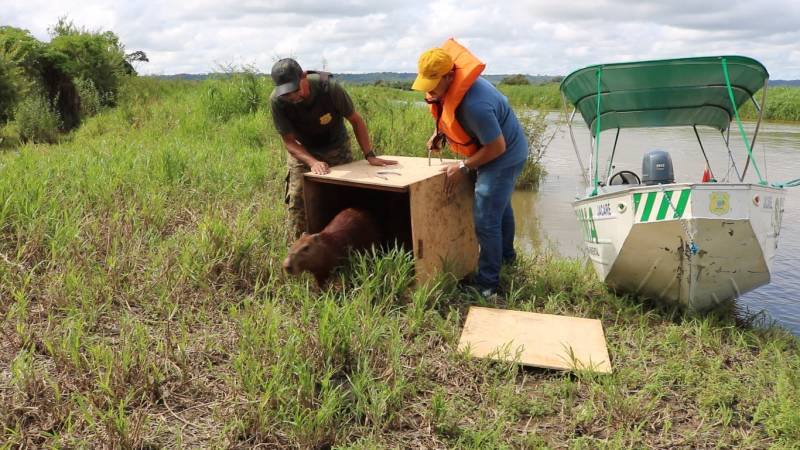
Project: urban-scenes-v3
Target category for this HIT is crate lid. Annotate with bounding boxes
[304,155,458,191]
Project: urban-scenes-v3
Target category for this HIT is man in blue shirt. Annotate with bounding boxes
[412,43,528,297]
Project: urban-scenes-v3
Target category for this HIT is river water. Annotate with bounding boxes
[512,114,800,334]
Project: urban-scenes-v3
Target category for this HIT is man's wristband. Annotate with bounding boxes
[458,160,472,175]
[365,149,377,159]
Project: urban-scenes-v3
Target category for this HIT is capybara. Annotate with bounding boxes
[283,208,380,286]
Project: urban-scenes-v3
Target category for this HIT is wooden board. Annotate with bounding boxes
[458,307,612,373]
[409,172,478,284]
[304,155,458,191]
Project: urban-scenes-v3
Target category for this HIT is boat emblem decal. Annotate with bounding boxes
[709,192,730,216]
[633,189,691,222]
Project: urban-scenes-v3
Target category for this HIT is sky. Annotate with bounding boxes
[4,0,800,79]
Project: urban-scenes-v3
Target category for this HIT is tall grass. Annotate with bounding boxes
[740,86,800,121]
[74,77,102,118]
[499,82,562,110]
[348,86,431,156]
[11,92,61,143]
[202,69,267,122]
[0,77,798,448]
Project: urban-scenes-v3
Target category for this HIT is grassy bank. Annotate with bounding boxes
[1,77,799,448]
[499,82,562,111]
[739,86,800,122]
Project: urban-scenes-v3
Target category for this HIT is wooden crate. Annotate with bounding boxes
[303,155,478,284]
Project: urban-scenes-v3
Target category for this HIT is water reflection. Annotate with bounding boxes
[510,188,542,255]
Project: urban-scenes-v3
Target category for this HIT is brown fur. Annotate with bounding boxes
[283,208,380,286]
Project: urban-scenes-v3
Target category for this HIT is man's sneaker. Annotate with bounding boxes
[457,280,500,300]
[478,287,499,300]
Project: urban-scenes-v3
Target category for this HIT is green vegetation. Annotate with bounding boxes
[203,68,266,122]
[0,74,798,448]
[45,17,131,107]
[516,110,551,190]
[500,74,530,85]
[12,92,61,143]
[740,87,800,122]
[0,18,143,143]
[372,79,413,90]
[500,82,563,111]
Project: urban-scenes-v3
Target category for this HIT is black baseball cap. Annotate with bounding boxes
[271,58,303,96]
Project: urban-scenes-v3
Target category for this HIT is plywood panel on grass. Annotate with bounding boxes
[458,307,612,373]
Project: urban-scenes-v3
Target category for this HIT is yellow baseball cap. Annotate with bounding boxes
[411,48,454,92]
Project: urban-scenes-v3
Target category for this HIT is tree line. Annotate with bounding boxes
[0,17,147,143]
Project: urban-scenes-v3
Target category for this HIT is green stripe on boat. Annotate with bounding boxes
[634,189,692,222]
[656,190,673,220]
[640,191,657,222]
[673,189,691,218]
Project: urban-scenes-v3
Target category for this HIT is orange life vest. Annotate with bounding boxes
[429,38,486,157]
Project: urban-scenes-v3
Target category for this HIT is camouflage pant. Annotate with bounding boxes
[285,140,353,239]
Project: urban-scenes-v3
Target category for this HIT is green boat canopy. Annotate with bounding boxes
[559,56,769,136]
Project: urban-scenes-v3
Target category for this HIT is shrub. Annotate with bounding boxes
[14,92,61,143]
[0,54,20,122]
[500,74,530,85]
[516,110,550,190]
[0,26,45,122]
[373,79,413,90]
[75,77,101,118]
[203,68,265,122]
[0,26,46,83]
[44,18,129,107]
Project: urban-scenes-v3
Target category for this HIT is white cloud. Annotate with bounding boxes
[3,0,799,79]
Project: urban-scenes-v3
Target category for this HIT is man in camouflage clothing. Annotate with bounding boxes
[270,58,396,238]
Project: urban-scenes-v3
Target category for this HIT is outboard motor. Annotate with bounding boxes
[642,149,674,185]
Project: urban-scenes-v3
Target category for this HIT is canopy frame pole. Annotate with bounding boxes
[721,57,766,184]
[604,128,620,183]
[741,78,768,181]
[750,94,762,114]
[590,67,603,196]
[562,91,590,185]
[721,129,742,182]
[693,125,715,181]
[588,128,595,187]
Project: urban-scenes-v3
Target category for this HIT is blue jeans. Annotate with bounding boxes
[471,160,525,290]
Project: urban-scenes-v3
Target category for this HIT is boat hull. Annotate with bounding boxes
[574,183,784,311]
